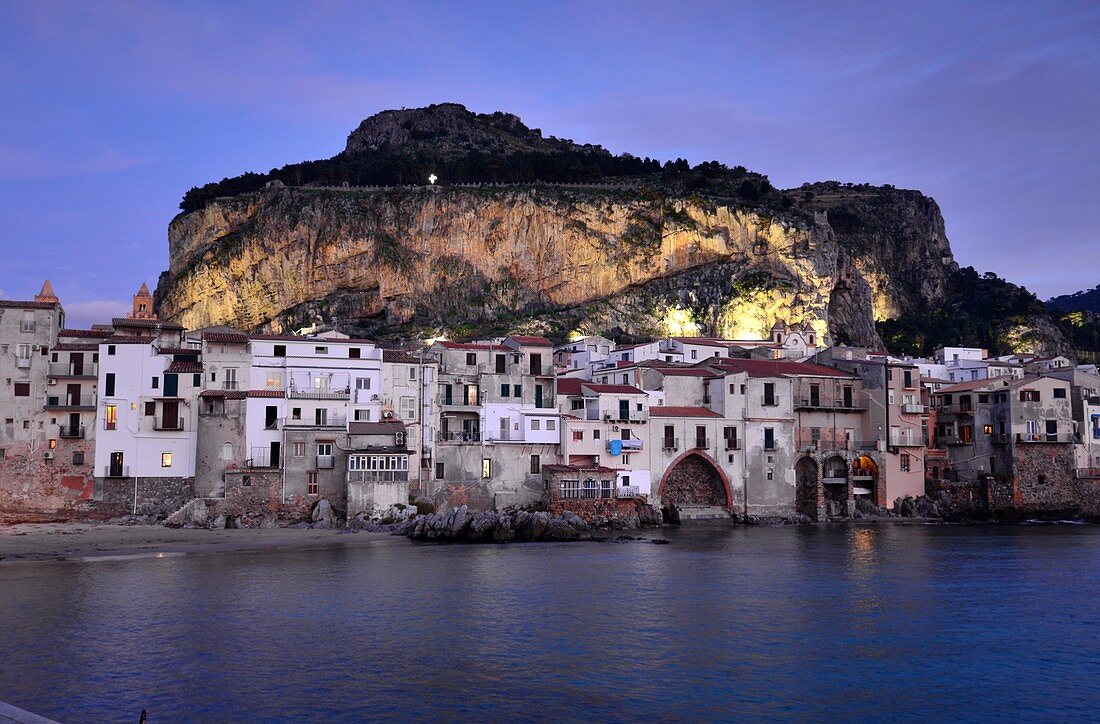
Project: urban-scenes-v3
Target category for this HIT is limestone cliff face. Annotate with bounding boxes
[156,182,952,347]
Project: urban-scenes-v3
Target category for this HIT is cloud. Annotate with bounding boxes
[63,299,131,329]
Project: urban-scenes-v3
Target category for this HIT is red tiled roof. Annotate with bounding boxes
[200,390,247,400]
[654,368,717,377]
[542,464,619,474]
[715,359,852,378]
[582,383,645,394]
[203,332,248,344]
[649,406,722,418]
[157,347,200,355]
[383,349,421,364]
[105,335,155,345]
[111,317,184,330]
[248,389,286,398]
[166,361,203,373]
[506,335,554,347]
[0,300,58,309]
[556,378,584,395]
[60,328,112,338]
[935,378,1009,394]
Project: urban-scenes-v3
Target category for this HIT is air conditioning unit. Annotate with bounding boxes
[48,378,57,386]
[611,425,620,432]
[382,410,394,419]
[371,394,380,401]
[43,451,55,460]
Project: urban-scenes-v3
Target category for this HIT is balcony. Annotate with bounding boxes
[941,436,973,446]
[347,470,409,483]
[45,394,96,409]
[15,357,31,368]
[1016,433,1075,444]
[48,362,98,377]
[288,387,350,400]
[103,465,130,478]
[437,430,481,443]
[1073,468,1100,479]
[760,396,779,407]
[152,418,185,432]
[661,438,680,451]
[619,438,644,450]
[285,415,347,428]
[692,438,711,449]
[616,485,641,498]
[937,404,974,415]
[724,439,742,450]
[316,454,334,469]
[888,435,923,447]
[222,380,240,390]
[58,424,85,439]
[794,397,867,411]
[901,403,925,415]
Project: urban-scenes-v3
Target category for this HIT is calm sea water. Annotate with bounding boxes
[1,523,1099,722]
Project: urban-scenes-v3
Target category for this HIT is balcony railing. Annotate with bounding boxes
[1016,433,1075,444]
[48,362,98,377]
[794,436,873,451]
[724,438,742,450]
[901,403,926,414]
[937,404,974,415]
[58,424,85,439]
[692,438,711,449]
[246,450,278,468]
[285,415,347,428]
[760,396,779,407]
[152,418,185,431]
[888,435,923,447]
[616,485,641,498]
[316,454,335,469]
[661,438,679,451]
[287,387,350,400]
[794,397,867,411]
[347,470,409,483]
[437,430,481,442]
[46,394,96,408]
[222,380,240,390]
[941,436,973,446]
[15,357,31,368]
[103,465,130,478]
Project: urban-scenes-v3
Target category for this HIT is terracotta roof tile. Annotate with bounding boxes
[506,335,554,347]
[556,378,584,395]
[247,389,286,398]
[203,332,249,344]
[649,406,722,418]
[111,317,184,330]
[200,390,247,400]
[166,361,203,373]
[582,383,645,394]
[59,328,112,338]
[0,300,58,309]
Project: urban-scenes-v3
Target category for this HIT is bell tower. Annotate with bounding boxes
[34,278,59,304]
[129,282,156,320]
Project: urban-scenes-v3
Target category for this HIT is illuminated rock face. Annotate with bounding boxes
[157,183,954,346]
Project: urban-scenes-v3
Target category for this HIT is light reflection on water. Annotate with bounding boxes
[1,524,1099,722]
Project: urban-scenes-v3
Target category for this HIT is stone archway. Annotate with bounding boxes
[795,457,820,518]
[822,455,849,515]
[658,452,732,508]
[853,455,880,506]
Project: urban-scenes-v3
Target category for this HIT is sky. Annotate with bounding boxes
[1,0,1098,328]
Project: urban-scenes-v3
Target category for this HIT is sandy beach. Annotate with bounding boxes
[0,523,398,563]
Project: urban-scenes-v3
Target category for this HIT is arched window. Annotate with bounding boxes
[221,442,234,460]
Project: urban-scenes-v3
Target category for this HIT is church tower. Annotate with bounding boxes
[34,278,59,304]
[129,282,156,320]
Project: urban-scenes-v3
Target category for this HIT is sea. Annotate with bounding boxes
[1,522,1098,722]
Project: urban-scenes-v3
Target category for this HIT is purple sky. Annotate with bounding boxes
[1,0,1097,328]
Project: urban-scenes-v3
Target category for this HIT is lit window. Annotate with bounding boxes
[105,405,117,430]
[48,438,57,449]
[161,452,172,467]
[481,458,492,479]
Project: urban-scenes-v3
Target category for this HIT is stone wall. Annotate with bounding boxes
[347,479,408,518]
[548,495,657,528]
[1010,443,1100,518]
[96,476,194,517]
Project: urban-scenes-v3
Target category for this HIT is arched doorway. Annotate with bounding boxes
[658,453,731,507]
[822,455,849,516]
[852,455,879,507]
[795,457,819,518]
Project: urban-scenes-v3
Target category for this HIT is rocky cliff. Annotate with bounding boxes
[157,104,964,348]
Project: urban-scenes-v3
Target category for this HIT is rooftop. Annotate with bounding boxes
[649,406,722,418]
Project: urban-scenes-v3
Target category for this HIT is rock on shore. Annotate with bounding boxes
[405,506,595,543]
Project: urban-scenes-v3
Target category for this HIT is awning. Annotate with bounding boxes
[853,487,872,496]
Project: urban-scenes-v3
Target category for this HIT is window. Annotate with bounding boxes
[691,349,698,360]
[571,399,584,411]
[496,354,506,373]
[151,377,159,389]
[221,443,235,460]
[512,384,521,398]
[317,443,332,456]
[530,454,540,474]
[593,429,601,440]
[622,374,629,384]
[500,384,510,398]
[900,454,910,472]
[72,451,84,465]
[292,407,302,420]
[107,345,116,356]
[531,419,541,430]
[145,401,156,416]
[293,442,305,458]
[315,346,328,355]
[547,419,556,431]
[764,427,775,450]
[984,424,994,435]
[161,452,172,467]
[273,344,286,357]
[481,458,492,479]
[349,347,361,359]
[105,405,117,430]
[466,352,477,366]
[762,382,776,406]
[307,472,318,495]
[409,367,416,380]
[978,394,989,403]
[572,430,583,442]
[353,409,371,421]
[13,383,29,397]
[400,396,416,420]
[1053,388,1067,399]
[1020,390,1040,402]
[561,479,580,499]
[435,462,445,479]
[193,373,201,387]
[729,383,736,394]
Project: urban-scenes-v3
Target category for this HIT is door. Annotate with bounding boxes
[270,441,281,467]
[530,353,542,375]
[265,406,278,430]
[500,417,509,441]
[162,400,179,430]
[164,373,179,397]
[810,384,820,407]
[843,386,853,408]
[68,412,80,437]
[535,385,544,409]
[1045,420,1058,442]
[109,451,124,478]
[66,383,81,406]
[71,353,84,376]
[619,399,629,421]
